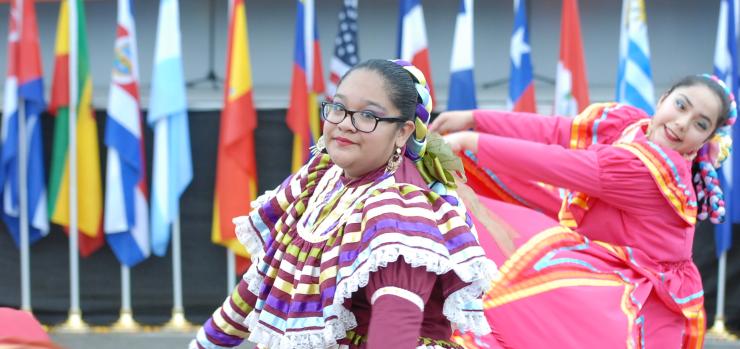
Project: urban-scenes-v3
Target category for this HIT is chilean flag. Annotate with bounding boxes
[397,0,435,102]
[1,0,49,247]
[508,0,536,112]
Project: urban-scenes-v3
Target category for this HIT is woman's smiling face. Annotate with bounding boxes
[324,68,414,179]
[648,84,722,155]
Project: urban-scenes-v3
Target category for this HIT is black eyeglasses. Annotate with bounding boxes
[320,102,408,133]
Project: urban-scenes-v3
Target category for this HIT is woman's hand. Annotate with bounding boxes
[443,131,479,154]
[429,110,475,134]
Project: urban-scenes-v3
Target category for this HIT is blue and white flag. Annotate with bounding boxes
[447,0,476,110]
[1,0,49,247]
[148,0,192,257]
[714,0,739,256]
[105,0,150,266]
[615,0,655,115]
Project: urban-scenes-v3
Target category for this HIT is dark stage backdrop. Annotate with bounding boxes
[0,109,738,330]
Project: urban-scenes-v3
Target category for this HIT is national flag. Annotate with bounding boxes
[327,0,359,96]
[286,0,325,172]
[148,0,193,256]
[1,0,49,247]
[615,0,655,115]
[48,0,104,257]
[509,0,536,112]
[104,0,149,267]
[714,0,739,256]
[553,0,589,116]
[211,0,257,273]
[447,0,476,110]
[397,0,435,102]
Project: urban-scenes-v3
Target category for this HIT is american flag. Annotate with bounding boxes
[328,0,359,96]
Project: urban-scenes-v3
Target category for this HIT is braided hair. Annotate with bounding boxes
[668,74,738,223]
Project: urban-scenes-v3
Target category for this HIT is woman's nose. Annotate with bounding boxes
[337,113,356,131]
[675,117,690,131]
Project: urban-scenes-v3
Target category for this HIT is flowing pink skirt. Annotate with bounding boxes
[453,194,704,349]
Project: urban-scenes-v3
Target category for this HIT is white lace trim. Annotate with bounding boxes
[442,283,492,335]
[233,215,264,264]
[333,244,498,336]
[244,305,355,349]
[251,188,277,209]
[233,216,267,296]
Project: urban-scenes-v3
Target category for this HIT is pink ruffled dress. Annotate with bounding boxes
[455,103,706,349]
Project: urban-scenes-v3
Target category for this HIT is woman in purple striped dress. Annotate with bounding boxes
[190,59,496,349]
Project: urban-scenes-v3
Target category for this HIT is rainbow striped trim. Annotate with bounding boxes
[568,102,619,150]
[615,142,697,225]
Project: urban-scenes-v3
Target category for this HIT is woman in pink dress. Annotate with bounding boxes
[431,74,736,349]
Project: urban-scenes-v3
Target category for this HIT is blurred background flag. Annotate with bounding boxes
[148,0,192,256]
[447,0,476,110]
[615,0,655,115]
[211,0,257,274]
[327,0,359,97]
[397,0,435,102]
[104,0,149,267]
[48,0,104,257]
[508,0,536,112]
[286,0,325,172]
[1,0,49,248]
[553,0,589,116]
[713,0,739,256]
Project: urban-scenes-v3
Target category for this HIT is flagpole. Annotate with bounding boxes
[162,212,194,331]
[708,252,738,339]
[14,0,32,314]
[18,97,32,313]
[56,0,88,332]
[110,265,142,331]
[227,249,236,293]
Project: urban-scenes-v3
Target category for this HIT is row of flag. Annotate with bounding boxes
[2,0,195,268]
[1,0,735,273]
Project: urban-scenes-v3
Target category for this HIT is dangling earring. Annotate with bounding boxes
[385,147,403,174]
[310,135,326,156]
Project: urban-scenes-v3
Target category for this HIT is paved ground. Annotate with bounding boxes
[51,331,255,349]
[49,332,739,349]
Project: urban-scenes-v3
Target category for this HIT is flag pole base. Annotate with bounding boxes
[707,317,738,341]
[110,309,142,332]
[53,309,90,333]
[160,308,196,332]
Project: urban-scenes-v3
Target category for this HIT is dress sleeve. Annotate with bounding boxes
[364,261,438,349]
[475,134,665,214]
[473,104,648,150]
[473,110,573,147]
[234,154,333,257]
[190,279,257,349]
